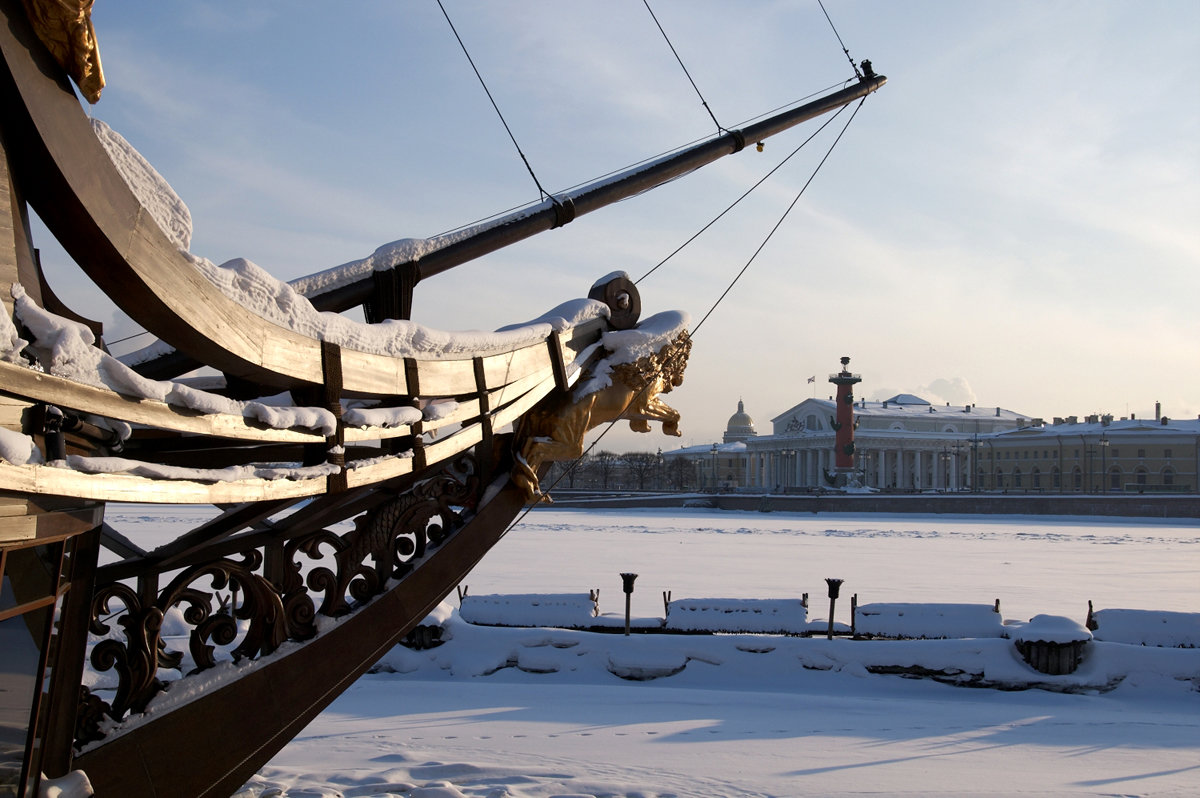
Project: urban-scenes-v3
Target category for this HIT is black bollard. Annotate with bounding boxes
[43,404,66,461]
[620,573,638,636]
[825,578,844,640]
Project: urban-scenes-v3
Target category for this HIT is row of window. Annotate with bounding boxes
[986,448,1175,461]
[980,465,1178,489]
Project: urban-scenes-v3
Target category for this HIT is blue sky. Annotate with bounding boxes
[35,1,1200,450]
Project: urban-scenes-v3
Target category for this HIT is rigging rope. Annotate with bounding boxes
[642,0,727,134]
[436,0,556,204]
[428,80,851,240]
[500,97,870,536]
[635,101,851,286]
[106,329,152,346]
[689,97,866,336]
[817,0,863,79]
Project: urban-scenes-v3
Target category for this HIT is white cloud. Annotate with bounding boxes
[916,377,978,408]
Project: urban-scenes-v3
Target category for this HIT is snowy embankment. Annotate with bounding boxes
[377,603,1198,694]
[237,605,1200,798]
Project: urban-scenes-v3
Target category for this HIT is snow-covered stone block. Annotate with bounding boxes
[459,593,598,629]
[1088,609,1200,648]
[664,598,807,634]
[854,602,1006,639]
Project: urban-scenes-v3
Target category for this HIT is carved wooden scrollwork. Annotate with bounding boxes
[88,583,167,721]
[305,455,478,616]
[163,551,292,671]
[79,454,481,748]
[74,686,114,750]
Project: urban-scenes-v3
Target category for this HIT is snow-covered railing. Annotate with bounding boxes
[459,592,599,629]
[853,601,1007,640]
[1086,606,1200,648]
[664,598,807,635]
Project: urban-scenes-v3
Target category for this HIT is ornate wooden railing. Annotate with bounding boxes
[78,454,476,740]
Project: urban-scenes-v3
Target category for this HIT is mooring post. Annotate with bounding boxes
[620,573,638,636]
[825,578,844,640]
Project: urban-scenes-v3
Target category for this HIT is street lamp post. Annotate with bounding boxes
[825,578,844,641]
[1099,435,1109,493]
[971,434,979,492]
[985,441,995,490]
[711,443,719,492]
[620,573,638,636]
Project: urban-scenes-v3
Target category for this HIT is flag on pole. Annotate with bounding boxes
[807,375,815,384]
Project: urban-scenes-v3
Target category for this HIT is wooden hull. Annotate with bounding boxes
[0,3,612,794]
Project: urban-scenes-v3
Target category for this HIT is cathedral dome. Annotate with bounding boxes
[724,400,757,442]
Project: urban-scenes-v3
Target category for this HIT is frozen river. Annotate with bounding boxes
[458,507,1199,625]
[106,504,1199,625]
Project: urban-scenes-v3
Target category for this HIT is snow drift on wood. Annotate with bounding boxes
[854,602,1007,639]
[7,284,336,435]
[92,118,627,364]
[91,118,193,250]
[664,598,807,634]
[1089,608,1200,647]
[459,593,598,628]
[0,426,44,465]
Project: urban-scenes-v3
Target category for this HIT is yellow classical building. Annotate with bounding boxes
[664,399,1199,494]
[980,413,1198,493]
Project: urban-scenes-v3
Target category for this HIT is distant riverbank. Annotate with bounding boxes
[541,490,1200,518]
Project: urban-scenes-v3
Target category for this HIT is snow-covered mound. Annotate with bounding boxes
[854,602,1007,639]
[1089,608,1200,648]
[459,593,599,629]
[664,598,807,634]
[1010,614,1093,645]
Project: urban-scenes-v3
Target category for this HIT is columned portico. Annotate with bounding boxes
[666,386,1030,494]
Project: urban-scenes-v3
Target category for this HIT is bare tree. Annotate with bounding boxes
[666,456,693,490]
[544,460,580,490]
[589,451,622,490]
[621,452,660,491]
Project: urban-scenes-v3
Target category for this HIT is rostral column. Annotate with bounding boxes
[828,356,862,482]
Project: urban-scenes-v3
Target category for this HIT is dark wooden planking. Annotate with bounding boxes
[141,498,297,567]
[41,526,101,776]
[98,521,146,560]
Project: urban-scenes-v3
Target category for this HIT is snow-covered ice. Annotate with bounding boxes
[101,505,1198,797]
